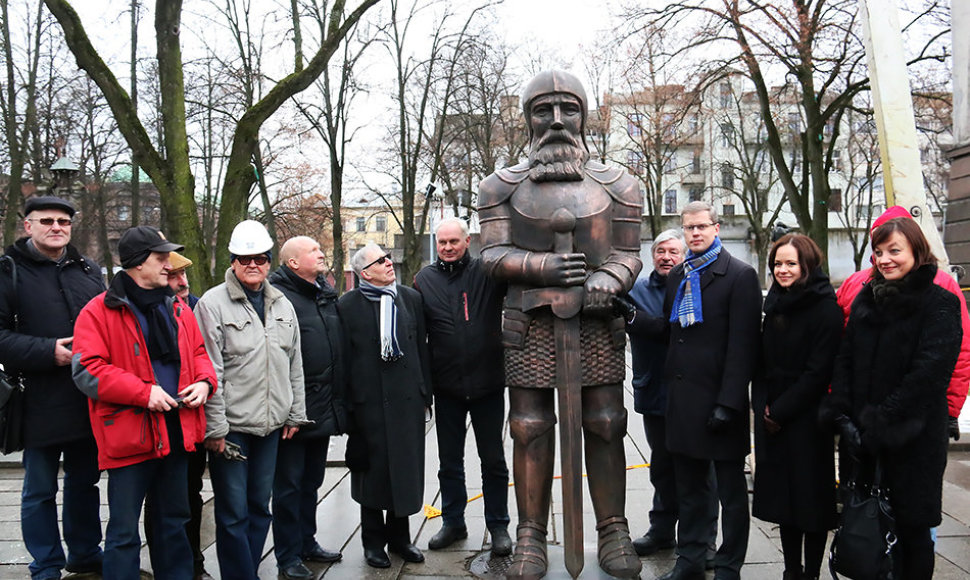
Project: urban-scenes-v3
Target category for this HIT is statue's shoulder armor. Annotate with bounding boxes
[585,162,641,209]
[478,162,530,210]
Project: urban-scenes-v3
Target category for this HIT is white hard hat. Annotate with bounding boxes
[228,220,274,255]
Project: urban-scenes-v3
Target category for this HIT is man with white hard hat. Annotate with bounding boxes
[195,220,308,579]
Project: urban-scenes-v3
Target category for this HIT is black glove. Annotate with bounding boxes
[950,415,961,441]
[611,295,637,323]
[834,414,863,460]
[706,405,735,433]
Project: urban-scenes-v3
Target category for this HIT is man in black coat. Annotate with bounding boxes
[269,236,346,579]
[659,201,762,580]
[0,196,106,579]
[413,217,511,556]
[337,242,432,569]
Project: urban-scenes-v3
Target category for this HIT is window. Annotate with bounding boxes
[688,114,700,135]
[788,112,801,135]
[662,113,675,139]
[857,203,884,222]
[627,151,645,175]
[627,113,643,137]
[832,149,842,172]
[356,217,366,232]
[720,122,734,147]
[722,204,735,217]
[375,216,386,232]
[664,189,677,214]
[691,150,702,174]
[719,82,732,108]
[721,165,735,189]
[664,152,676,174]
[828,188,842,213]
[688,186,704,202]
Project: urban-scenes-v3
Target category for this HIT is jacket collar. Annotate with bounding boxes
[224,267,284,307]
[434,250,470,273]
[104,271,177,313]
[271,264,337,300]
[9,237,86,267]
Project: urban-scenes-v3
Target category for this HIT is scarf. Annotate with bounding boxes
[669,237,722,327]
[120,272,180,365]
[358,280,403,361]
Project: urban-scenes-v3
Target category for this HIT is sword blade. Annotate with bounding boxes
[555,315,584,578]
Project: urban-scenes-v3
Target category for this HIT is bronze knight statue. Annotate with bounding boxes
[478,70,643,579]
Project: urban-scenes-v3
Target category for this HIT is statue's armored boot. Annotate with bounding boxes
[596,516,641,578]
[583,385,642,578]
[507,520,548,580]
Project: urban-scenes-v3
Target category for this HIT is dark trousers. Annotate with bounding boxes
[434,391,510,531]
[360,506,411,550]
[272,435,330,568]
[21,438,103,580]
[672,454,749,579]
[104,452,191,580]
[145,448,207,574]
[893,524,934,579]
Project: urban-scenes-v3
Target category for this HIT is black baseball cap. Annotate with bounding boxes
[118,226,184,269]
[24,195,76,217]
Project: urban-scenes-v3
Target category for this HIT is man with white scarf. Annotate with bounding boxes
[659,201,762,580]
[336,242,432,569]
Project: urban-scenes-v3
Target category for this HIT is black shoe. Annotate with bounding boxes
[364,548,391,568]
[428,524,468,550]
[389,542,425,563]
[657,564,706,580]
[65,559,103,575]
[490,527,513,557]
[633,533,676,556]
[279,561,314,580]
[302,544,342,563]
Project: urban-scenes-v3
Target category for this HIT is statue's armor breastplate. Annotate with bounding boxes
[509,181,613,266]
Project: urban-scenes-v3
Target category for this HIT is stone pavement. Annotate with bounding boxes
[2,360,970,579]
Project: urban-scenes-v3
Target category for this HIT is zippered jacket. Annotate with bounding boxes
[72,274,217,470]
[195,268,306,439]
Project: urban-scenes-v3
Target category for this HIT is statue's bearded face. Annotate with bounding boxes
[527,93,589,182]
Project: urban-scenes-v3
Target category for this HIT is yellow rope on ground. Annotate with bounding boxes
[423,463,651,518]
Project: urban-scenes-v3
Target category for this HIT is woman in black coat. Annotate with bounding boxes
[822,218,962,579]
[752,234,841,580]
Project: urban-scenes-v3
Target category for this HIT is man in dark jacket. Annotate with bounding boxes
[659,202,762,580]
[0,196,105,579]
[337,242,432,569]
[414,217,511,556]
[269,236,345,579]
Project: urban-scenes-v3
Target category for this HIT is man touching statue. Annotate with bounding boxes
[477,69,643,579]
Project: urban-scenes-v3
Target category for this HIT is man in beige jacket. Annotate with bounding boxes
[195,220,307,580]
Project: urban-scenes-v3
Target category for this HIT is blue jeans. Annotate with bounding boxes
[434,391,510,530]
[104,452,191,580]
[208,431,279,580]
[21,438,103,580]
[273,436,330,568]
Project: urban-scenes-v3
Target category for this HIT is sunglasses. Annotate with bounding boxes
[363,253,391,270]
[235,255,269,266]
[28,217,73,227]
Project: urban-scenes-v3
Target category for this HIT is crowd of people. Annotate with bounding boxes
[0,72,966,580]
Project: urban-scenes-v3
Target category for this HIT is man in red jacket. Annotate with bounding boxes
[72,226,217,580]
[836,206,970,437]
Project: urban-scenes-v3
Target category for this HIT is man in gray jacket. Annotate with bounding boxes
[196,220,307,580]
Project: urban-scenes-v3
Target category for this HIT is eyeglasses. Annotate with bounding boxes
[363,253,391,270]
[235,255,269,266]
[28,217,72,227]
[682,222,716,233]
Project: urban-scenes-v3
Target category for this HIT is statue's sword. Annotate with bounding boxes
[521,208,585,578]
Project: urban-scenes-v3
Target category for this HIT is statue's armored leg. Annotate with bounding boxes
[507,387,556,580]
[582,384,641,579]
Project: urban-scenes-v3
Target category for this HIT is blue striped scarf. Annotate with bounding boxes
[358,281,403,361]
[669,237,722,327]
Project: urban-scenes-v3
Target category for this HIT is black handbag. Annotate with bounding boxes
[829,459,896,580]
[0,254,24,455]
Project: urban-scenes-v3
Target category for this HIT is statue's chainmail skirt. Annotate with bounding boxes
[505,311,625,388]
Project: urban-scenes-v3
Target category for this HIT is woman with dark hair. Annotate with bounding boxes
[753,234,842,580]
[822,217,962,579]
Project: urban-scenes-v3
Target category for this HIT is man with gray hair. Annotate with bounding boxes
[338,243,432,569]
[660,201,761,580]
[414,217,511,556]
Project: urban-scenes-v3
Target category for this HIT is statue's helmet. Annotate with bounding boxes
[522,69,589,150]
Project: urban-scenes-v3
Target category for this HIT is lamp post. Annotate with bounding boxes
[426,182,438,264]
